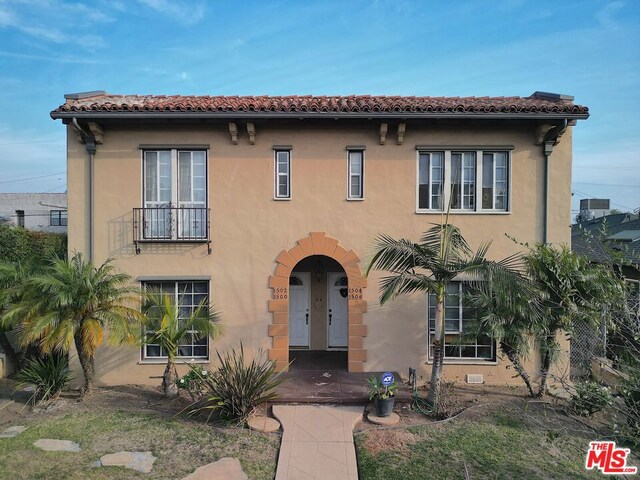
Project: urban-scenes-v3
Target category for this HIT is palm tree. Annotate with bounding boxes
[525,244,623,396]
[0,260,41,367]
[463,283,541,397]
[367,221,526,406]
[141,291,221,397]
[2,253,142,394]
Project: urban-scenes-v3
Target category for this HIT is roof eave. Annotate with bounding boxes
[50,111,589,121]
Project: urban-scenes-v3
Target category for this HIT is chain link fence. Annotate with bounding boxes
[570,320,606,378]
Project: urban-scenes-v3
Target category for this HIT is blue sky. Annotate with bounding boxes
[0,0,638,216]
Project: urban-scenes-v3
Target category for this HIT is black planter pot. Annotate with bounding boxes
[373,396,395,417]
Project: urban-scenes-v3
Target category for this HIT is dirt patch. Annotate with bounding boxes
[362,428,419,455]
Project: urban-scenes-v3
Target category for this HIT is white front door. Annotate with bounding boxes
[289,273,310,347]
[328,273,349,348]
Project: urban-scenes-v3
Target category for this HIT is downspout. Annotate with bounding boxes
[71,118,97,261]
[541,119,568,244]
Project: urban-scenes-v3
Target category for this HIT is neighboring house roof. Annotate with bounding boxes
[572,213,640,268]
[51,91,588,120]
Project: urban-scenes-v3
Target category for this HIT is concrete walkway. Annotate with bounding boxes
[273,405,363,480]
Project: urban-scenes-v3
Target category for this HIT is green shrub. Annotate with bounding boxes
[15,354,72,403]
[570,381,612,416]
[191,344,283,424]
[0,225,66,262]
[177,366,211,401]
[619,371,640,444]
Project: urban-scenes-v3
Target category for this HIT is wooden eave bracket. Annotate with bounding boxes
[535,124,554,145]
[88,122,103,144]
[228,122,238,145]
[397,123,406,145]
[74,122,103,144]
[379,123,388,145]
[247,122,256,145]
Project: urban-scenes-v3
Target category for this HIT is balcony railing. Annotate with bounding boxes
[133,206,211,254]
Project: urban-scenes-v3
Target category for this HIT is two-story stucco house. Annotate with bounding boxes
[50,92,588,387]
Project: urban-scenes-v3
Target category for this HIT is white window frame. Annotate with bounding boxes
[141,149,209,240]
[347,149,365,200]
[481,151,509,211]
[274,149,291,200]
[417,152,445,211]
[427,282,496,363]
[140,280,210,362]
[416,149,511,214]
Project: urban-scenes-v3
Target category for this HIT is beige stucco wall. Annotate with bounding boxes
[66,119,573,387]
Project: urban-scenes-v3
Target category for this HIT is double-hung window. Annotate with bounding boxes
[418,152,444,210]
[347,150,364,200]
[428,282,495,361]
[417,149,510,212]
[274,150,291,199]
[142,280,209,360]
[143,149,207,239]
[50,210,67,226]
[482,152,509,210]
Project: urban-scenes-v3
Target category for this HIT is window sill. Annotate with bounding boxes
[346,198,365,201]
[138,359,210,365]
[425,359,498,366]
[273,197,291,201]
[416,210,510,215]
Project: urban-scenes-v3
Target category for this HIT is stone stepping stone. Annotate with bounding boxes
[99,451,156,473]
[247,416,281,433]
[181,458,247,480]
[34,439,81,452]
[0,425,27,438]
[367,412,400,426]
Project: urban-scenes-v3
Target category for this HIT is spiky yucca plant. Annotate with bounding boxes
[191,344,283,424]
[15,354,72,403]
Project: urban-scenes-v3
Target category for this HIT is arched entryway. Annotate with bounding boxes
[267,232,368,372]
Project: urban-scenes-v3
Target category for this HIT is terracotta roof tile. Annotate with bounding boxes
[51,93,588,116]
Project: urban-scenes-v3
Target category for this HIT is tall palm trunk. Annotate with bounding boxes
[427,289,445,406]
[537,334,555,397]
[74,331,94,394]
[162,359,179,397]
[500,341,535,397]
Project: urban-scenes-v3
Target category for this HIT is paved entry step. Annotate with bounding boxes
[273,405,363,480]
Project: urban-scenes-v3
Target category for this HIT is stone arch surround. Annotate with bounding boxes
[267,232,368,372]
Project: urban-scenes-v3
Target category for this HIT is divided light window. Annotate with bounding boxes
[417,150,510,212]
[142,280,209,360]
[50,210,67,226]
[347,150,364,199]
[142,149,207,239]
[274,150,291,199]
[428,282,495,361]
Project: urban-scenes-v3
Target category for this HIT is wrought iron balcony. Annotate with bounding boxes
[133,206,211,254]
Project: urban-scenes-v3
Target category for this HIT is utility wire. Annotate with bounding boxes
[0,172,65,185]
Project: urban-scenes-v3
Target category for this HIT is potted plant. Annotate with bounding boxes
[367,375,397,417]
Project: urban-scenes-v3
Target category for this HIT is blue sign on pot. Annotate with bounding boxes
[381,371,394,386]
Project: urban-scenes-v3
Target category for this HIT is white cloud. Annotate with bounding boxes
[138,0,205,25]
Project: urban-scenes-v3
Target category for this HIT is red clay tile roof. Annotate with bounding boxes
[51,93,588,117]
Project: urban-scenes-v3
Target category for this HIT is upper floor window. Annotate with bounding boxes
[274,150,291,199]
[347,150,364,200]
[142,149,207,239]
[417,150,510,213]
[50,210,67,226]
[428,282,495,362]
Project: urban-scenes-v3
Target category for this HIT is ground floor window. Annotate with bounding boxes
[427,282,495,361]
[141,280,209,360]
